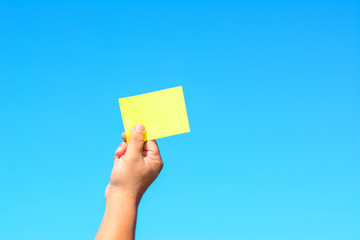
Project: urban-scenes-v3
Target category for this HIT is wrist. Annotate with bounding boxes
[106,187,142,207]
[98,188,139,240]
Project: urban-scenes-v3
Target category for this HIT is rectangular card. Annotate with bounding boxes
[118,86,190,141]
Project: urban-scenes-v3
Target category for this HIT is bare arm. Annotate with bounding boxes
[96,192,138,240]
[95,124,163,240]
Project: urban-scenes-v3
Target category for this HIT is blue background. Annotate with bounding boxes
[1,1,359,239]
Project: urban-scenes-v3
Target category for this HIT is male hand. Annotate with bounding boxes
[105,124,163,204]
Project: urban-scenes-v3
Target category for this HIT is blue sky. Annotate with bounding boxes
[0,1,359,239]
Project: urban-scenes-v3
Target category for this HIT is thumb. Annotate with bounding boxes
[126,124,145,157]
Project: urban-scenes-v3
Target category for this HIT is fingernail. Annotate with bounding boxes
[134,124,145,133]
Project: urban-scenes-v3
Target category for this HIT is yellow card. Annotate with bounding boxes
[118,86,190,141]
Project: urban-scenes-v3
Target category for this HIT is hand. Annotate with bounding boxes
[105,124,163,205]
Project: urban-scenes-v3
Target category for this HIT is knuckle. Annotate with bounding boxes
[156,159,164,170]
[119,142,127,149]
[130,134,143,146]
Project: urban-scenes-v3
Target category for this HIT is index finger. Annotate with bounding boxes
[144,139,160,153]
[121,132,126,142]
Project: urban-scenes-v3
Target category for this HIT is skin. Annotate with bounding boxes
[95,124,163,240]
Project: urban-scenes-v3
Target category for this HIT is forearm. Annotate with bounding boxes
[96,125,163,239]
[95,193,139,240]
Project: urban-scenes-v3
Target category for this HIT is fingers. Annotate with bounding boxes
[121,132,126,142]
[114,141,128,164]
[144,140,160,155]
[115,141,128,157]
[125,124,145,157]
